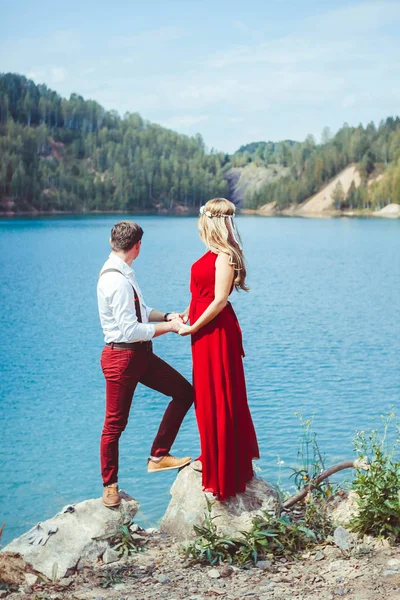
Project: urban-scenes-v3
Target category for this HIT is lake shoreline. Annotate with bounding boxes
[242,204,400,219]
[0,207,199,218]
[1,207,399,219]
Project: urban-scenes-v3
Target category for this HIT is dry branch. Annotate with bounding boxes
[283,459,368,509]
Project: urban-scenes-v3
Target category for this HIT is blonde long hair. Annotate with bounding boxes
[198,198,249,292]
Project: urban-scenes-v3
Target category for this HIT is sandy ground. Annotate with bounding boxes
[296,165,361,215]
[373,203,400,217]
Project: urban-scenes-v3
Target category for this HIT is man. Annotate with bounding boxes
[97,220,193,507]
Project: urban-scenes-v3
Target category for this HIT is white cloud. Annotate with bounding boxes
[50,67,66,83]
[111,26,185,49]
[231,20,253,35]
[306,0,400,33]
[342,94,357,108]
[161,115,209,129]
[0,30,81,61]
[169,79,240,109]
[26,69,45,81]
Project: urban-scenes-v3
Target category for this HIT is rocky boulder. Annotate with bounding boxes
[2,491,139,579]
[160,463,279,541]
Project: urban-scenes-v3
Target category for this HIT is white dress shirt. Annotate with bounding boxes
[97,252,155,343]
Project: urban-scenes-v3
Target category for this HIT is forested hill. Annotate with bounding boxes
[0,73,229,212]
[230,123,400,211]
[1,72,400,214]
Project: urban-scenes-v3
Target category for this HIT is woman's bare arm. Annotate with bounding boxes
[179,254,233,336]
[180,304,190,324]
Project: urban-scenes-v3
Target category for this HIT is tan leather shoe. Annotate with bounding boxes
[102,483,121,507]
[148,454,191,473]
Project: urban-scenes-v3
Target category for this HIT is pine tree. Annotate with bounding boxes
[332,181,345,210]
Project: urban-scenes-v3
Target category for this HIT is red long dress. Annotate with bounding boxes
[190,250,260,501]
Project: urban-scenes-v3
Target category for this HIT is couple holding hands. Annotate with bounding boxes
[97,198,259,508]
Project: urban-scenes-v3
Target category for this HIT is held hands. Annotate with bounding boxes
[166,310,191,335]
[167,317,193,336]
[178,323,192,337]
[169,317,184,333]
[167,313,193,337]
[166,312,189,324]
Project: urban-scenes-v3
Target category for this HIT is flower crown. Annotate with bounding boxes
[199,205,235,218]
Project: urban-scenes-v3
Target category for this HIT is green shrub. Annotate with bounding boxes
[234,513,316,565]
[183,500,321,567]
[350,414,400,542]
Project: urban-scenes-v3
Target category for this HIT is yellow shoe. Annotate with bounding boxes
[102,483,121,507]
[148,454,191,473]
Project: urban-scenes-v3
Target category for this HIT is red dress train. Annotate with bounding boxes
[190,250,259,501]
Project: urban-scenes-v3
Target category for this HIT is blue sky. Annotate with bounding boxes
[1,0,400,152]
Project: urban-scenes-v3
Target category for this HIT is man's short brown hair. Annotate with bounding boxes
[110,221,144,251]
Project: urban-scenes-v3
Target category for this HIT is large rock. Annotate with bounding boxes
[2,491,139,579]
[160,463,279,541]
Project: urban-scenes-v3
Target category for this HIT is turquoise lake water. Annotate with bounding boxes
[1,215,399,544]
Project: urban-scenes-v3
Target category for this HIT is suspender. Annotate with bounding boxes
[99,268,142,323]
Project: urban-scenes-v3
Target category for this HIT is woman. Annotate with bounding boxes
[179,198,259,501]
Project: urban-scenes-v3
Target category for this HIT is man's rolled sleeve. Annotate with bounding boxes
[145,304,154,321]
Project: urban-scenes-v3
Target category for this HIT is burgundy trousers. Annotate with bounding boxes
[100,344,193,486]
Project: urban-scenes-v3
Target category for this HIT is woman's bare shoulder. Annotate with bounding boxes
[216,251,230,262]
[216,251,234,271]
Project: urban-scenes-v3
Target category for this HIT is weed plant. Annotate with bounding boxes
[183,498,237,565]
[112,524,145,558]
[290,414,335,498]
[234,513,317,565]
[94,516,146,559]
[350,412,400,542]
[183,498,326,567]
